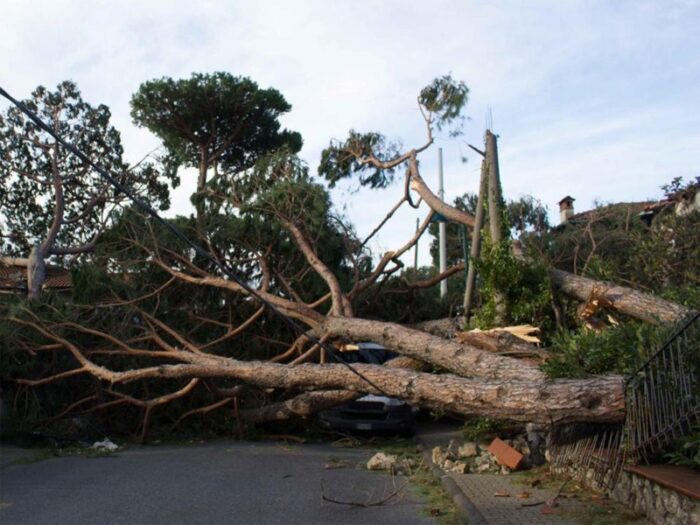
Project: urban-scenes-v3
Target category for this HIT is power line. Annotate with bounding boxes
[0,85,389,396]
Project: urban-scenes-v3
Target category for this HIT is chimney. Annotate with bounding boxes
[558,196,575,224]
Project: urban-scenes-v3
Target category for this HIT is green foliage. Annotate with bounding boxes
[472,236,553,329]
[131,72,302,230]
[0,80,174,257]
[539,177,699,309]
[428,193,549,267]
[318,74,468,189]
[130,72,302,176]
[418,74,469,134]
[507,195,550,235]
[663,427,700,470]
[460,416,510,442]
[318,131,402,189]
[541,322,674,379]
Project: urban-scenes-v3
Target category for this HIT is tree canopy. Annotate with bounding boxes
[130,72,302,228]
[0,80,174,298]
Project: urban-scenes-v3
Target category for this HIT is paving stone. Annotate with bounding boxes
[447,473,581,525]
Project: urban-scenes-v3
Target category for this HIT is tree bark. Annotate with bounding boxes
[113,361,626,425]
[319,317,545,382]
[454,330,549,360]
[241,356,421,423]
[411,317,548,359]
[549,268,692,324]
[26,246,47,301]
[464,158,488,315]
[485,130,507,324]
[408,154,476,229]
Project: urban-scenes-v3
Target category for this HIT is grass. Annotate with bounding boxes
[511,466,647,525]
[376,441,465,525]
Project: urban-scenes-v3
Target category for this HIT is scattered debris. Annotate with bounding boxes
[321,479,408,507]
[487,437,524,470]
[522,478,571,508]
[431,431,546,475]
[90,438,118,452]
[494,491,510,497]
[367,452,398,471]
[467,324,541,344]
[458,442,478,458]
[451,462,468,474]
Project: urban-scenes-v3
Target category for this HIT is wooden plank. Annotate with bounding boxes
[626,464,700,500]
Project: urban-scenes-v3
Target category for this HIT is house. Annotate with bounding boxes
[0,257,72,295]
[558,181,699,228]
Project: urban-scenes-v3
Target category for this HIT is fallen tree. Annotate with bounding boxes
[4,74,693,442]
[549,268,691,324]
[11,313,624,430]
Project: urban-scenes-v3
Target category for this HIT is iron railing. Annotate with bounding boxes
[549,423,625,491]
[550,311,700,489]
[625,311,700,463]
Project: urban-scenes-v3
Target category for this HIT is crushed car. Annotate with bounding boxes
[318,342,416,434]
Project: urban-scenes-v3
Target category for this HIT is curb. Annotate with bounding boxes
[417,441,488,525]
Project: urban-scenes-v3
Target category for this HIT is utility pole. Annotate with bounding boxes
[438,147,447,299]
[485,129,507,324]
[486,130,503,245]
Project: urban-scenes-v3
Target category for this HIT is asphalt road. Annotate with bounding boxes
[0,440,439,525]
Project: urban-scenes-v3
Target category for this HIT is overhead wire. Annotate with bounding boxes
[0,85,389,396]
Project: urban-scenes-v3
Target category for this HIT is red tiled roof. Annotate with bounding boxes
[0,259,72,290]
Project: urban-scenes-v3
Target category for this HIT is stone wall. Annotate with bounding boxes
[609,470,699,525]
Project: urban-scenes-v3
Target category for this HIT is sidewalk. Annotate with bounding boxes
[415,422,648,525]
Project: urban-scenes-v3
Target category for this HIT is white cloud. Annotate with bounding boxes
[1,0,699,267]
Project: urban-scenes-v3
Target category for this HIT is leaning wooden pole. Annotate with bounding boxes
[485,129,507,324]
[463,157,488,316]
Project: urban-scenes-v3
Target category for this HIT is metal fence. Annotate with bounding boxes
[549,423,625,491]
[625,311,700,464]
[550,311,700,489]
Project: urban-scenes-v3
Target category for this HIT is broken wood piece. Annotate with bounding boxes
[454,329,549,360]
[473,324,541,344]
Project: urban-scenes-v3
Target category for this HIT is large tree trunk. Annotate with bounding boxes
[18,315,624,426]
[50,348,625,425]
[143,361,626,425]
[26,246,47,301]
[550,268,692,324]
[241,356,421,423]
[319,317,545,381]
[464,158,488,314]
[233,367,623,425]
[485,130,507,324]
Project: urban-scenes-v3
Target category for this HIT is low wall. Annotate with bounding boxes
[610,470,699,525]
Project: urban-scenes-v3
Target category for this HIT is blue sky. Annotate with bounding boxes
[1,0,698,265]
